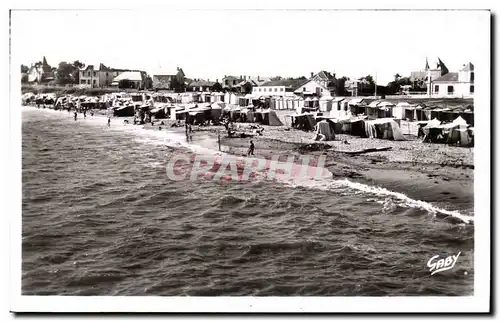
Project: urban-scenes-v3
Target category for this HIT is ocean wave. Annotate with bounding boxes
[285,177,473,225]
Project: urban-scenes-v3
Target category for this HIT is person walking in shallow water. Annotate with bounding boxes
[247,140,255,156]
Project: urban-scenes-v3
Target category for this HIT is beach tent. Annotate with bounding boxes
[290,113,316,131]
[448,125,472,146]
[451,115,468,126]
[421,116,472,145]
[267,110,283,126]
[333,116,366,136]
[421,118,443,142]
[254,109,283,126]
[313,119,335,141]
[350,119,366,137]
[364,118,405,141]
[230,108,242,121]
[210,102,222,120]
[239,109,255,123]
[113,105,135,117]
[151,105,167,119]
[188,106,212,124]
[170,106,186,120]
[424,118,442,128]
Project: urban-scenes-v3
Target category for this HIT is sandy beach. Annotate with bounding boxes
[29,103,473,224]
[118,110,474,221]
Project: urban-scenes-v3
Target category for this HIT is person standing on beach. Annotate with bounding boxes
[107,117,111,127]
[83,110,87,119]
[247,140,255,156]
[74,112,77,121]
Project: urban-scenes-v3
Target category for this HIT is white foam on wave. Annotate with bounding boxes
[285,174,473,224]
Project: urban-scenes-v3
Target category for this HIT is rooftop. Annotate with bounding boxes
[433,72,459,83]
[188,79,215,87]
[113,71,143,82]
[261,79,304,88]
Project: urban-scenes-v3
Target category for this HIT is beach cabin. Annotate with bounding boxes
[319,95,333,112]
[211,92,225,103]
[329,97,348,119]
[348,98,367,116]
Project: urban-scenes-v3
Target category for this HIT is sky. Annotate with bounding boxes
[11,9,489,85]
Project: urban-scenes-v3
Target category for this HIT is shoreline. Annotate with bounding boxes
[23,106,474,223]
[139,115,474,221]
[214,134,474,220]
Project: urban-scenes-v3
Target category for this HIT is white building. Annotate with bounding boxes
[294,71,337,97]
[79,64,119,88]
[111,71,145,89]
[252,79,303,97]
[294,79,333,97]
[427,60,474,98]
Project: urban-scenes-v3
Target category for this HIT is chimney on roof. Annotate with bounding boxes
[310,72,314,78]
[240,75,242,80]
[224,75,227,78]
[216,79,218,83]
[244,76,247,81]
[258,75,260,81]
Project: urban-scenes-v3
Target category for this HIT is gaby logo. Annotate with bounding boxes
[427,252,461,275]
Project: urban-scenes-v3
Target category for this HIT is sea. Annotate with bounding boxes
[21,106,474,296]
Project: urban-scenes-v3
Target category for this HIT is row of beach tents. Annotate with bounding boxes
[419,116,473,146]
[289,113,406,141]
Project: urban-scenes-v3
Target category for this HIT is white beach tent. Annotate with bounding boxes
[424,118,442,128]
[451,115,468,126]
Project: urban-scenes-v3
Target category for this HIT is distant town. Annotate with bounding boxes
[21,56,474,100]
